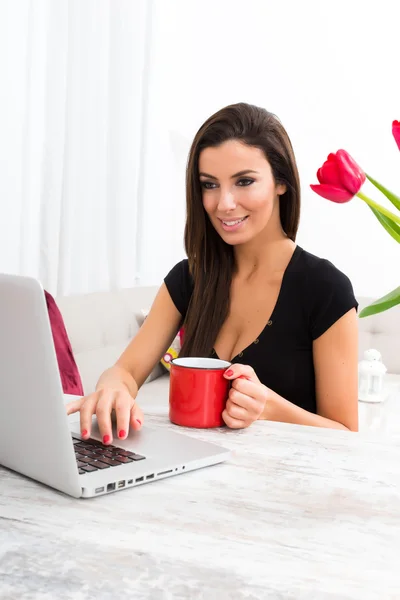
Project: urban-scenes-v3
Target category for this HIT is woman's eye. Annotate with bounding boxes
[200,181,218,190]
[237,178,254,187]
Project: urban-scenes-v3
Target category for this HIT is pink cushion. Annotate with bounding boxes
[45,291,84,396]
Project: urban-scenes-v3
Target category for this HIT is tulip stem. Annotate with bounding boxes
[357,192,400,225]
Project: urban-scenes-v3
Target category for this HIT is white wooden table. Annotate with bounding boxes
[1,383,400,599]
[358,373,400,433]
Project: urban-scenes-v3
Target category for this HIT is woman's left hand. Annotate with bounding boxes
[222,364,269,429]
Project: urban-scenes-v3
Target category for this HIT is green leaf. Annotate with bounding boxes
[359,285,400,318]
[366,173,400,212]
[357,192,400,225]
[368,205,400,243]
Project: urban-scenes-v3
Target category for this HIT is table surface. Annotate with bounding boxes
[358,374,400,434]
[1,379,400,600]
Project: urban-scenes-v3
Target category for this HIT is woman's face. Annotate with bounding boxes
[199,140,286,245]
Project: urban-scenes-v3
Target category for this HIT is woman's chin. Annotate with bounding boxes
[219,231,251,246]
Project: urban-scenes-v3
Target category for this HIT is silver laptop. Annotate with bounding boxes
[0,273,230,498]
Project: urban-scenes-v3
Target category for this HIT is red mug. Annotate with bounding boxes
[169,357,231,428]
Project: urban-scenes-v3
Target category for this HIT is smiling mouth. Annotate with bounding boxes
[220,216,249,227]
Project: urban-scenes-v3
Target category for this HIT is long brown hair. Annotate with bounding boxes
[180,102,301,358]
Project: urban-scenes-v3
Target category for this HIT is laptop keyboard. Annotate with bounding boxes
[73,437,146,474]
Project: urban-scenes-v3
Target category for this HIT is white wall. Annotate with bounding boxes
[1,0,398,297]
[139,0,400,298]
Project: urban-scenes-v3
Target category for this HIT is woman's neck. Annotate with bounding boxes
[234,234,296,280]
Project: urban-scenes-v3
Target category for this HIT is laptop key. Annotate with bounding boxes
[132,454,146,461]
[97,457,123,467]
[109,447,124,455]
[89,461,110,469]
[77,457,93,464]
[114,456,134,464]
[77,461,88,468]
[116,449,136,457]
[78,449,93,456]
[78,468,86,474]
[101,451,115,458]
[81,464,98,473]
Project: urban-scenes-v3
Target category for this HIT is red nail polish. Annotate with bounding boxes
[103,435,110,444]
[225,369,234,377]
[136,419,142,425]
[82,429,88,437]
[118,430,126,439]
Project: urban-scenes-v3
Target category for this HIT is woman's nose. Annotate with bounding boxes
[217,189,236,212]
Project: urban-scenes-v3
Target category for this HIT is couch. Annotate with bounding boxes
[56,289,400,406]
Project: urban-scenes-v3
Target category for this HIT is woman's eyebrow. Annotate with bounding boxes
[199,169,259,179]
[230,169,259,178]
[199,172,217,180]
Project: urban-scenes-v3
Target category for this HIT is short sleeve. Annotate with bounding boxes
[309,260,358,340]
[164,259,194,319]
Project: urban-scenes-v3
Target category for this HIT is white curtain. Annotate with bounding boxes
[0,0,152,296]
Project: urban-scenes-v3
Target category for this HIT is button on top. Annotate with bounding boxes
[254,338,259,344]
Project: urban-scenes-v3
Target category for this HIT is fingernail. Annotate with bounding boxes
[225,369,234,377]
[136,419,142,426]
[118,430,126,439]
[103,435,110,444]
[82,429,88,438]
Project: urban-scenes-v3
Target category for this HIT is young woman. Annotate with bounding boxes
[67,103,359,442]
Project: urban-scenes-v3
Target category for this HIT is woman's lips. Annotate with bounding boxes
[219,216,249,232]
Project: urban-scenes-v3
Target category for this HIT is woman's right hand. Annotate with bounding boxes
[66,386,144,445]
[64,281,181,446]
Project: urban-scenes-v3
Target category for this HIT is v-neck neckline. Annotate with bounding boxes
[212,245,302,363]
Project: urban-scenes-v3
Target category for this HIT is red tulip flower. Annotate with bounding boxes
[393,120,400,151]
[310,127,400,318]
[310,149,366,203]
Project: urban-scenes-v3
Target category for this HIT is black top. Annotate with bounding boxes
[164,246,358,414]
